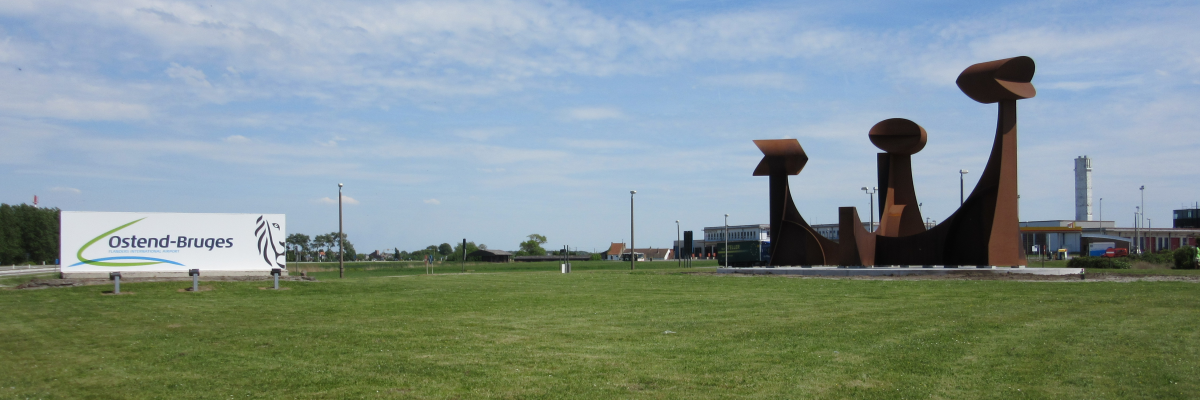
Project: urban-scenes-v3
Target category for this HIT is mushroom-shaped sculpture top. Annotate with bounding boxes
[869,118,927,155]
[956,56,1036,104]
[752,139,808,176]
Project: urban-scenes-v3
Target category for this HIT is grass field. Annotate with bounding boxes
[2,264,1198,399]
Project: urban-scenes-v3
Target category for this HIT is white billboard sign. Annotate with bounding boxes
[61,211,286,274]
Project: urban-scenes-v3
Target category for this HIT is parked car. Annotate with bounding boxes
[1102,247,1129,258]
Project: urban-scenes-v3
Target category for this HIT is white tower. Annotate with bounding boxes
[1074,156,1092,221]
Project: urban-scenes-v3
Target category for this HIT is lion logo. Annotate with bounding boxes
[256,215,286,269]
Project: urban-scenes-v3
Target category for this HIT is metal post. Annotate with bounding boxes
[959,169,969,206]
[462,239,467,273]
[110,272,121,294]
[724,214,729,267]
[861,187,876,232]
[272,268,281,290]
[1135,207,1140,255]
[338,183,344,279]
[630,190,636,271]
[676,220,681,268]
[189,269,199,292]
[1140,185,1145,254]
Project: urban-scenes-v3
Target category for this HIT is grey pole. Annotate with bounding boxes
[630,190,636,271]
[861,187,876,232]
[462,238,467,273]
[272,268,281,290]
[189,269,199,292]
[724,214,729,268]
[959,169,969,206]
[676,220,681,269]
[1135,207,1140,255]
[110,272,121,294]
[338,183,345,279]
[1140,185,1145,254]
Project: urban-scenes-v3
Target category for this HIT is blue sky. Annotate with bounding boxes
[2,0,1198,253]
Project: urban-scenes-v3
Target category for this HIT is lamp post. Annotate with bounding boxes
[630,190,636,271]
[1135,206,1140,255]
[675,220,681,268]
[1140,185,1145,254]
[338,182,344,279]
[724,214,729,267]
[959,169,969,205]
[1099,198,1104,234]
[861,187,876,232]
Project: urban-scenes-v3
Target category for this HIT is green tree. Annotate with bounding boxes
[0,204,23,264]
[393,248,401,261]
[327,232,356,260]
[438,243,453,256]
[448,241,483,261]
[0,204,59,265]
[287,233,311,261]
[312,234,333,260]
[518,234,547,256]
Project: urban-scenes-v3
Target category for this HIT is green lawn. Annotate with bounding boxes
[2,268,1197,399]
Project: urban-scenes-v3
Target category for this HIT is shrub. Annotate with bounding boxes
[1068,256,1130,270]
[1174,246,1198,269]
[1130,249,1174,265]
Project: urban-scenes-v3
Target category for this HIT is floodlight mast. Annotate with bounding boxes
[630,190,636,271]
[724,214,729,268]
[338,183,344,279]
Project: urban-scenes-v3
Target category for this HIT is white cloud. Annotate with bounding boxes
[166,63,212,88]
[50,186,81,194]
[0,98,150,121]
[315,195,359,205]
[455,128,510,142]
[702,73,803,91]
[424,198,440,205]
[563,107,624,121]
[320,136,346,148]
[223,135,250,143]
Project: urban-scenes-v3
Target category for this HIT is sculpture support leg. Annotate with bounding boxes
[988,99,1025,266]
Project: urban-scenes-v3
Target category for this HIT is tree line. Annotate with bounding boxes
[285,232,359,262]
[282,233,566,263]
[0,204,59,265]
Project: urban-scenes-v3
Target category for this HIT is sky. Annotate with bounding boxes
[2,0,1198,254]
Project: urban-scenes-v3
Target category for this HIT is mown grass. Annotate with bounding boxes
[1,268,1198,399]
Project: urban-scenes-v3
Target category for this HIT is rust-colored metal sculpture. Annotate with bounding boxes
[753,139,840,266]
[757,56,1035,267]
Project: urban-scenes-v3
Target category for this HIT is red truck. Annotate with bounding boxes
[1102,247,1129,258]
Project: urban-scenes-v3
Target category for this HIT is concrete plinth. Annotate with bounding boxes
[718,266,1082,277]
[61,270,279,279]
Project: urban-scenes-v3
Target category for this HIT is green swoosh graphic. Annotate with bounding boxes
[76,218,164,267]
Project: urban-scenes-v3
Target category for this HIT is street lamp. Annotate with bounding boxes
[338,183,344,279]
[675,220,681,268]
[724,214,729,268]
[1099,197,1104,234]
[1135,206,1140,255]
[959,169,969,205]
[1140,185,1145,254]
[861,187,876,232]
[630,190,636,271]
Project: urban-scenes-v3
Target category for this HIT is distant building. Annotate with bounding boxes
[468,249,512,263]
[603,242,626,261]
[1020,220,1199,255]
[1175,207,1200,229]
